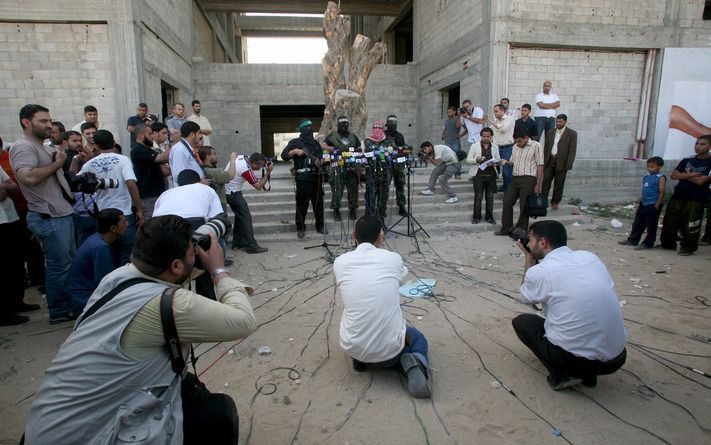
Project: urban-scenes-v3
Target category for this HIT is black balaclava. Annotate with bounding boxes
[385,115,398,135]
[298,119,314,141]
[337,116,350,137]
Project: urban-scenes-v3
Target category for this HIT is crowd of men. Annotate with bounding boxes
[1,77,710,444]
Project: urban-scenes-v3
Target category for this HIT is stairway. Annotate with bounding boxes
[234,163,586,240]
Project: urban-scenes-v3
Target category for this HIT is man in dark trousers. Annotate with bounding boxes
[385,114,408,216]
[281,119,326,239]
[542,114,577,209]
[323,115,362,221]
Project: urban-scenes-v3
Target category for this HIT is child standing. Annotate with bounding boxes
[619,156,666,250]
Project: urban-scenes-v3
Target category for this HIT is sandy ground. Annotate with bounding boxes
[1,215,710,445]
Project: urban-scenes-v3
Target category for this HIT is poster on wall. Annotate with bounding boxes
[653,48,711,159]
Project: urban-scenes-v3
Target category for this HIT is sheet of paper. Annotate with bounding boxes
[479,158,499,171]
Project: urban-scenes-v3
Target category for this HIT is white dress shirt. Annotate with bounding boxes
[551,126,565,156]
[492,114,514,147]
[520,246,627,361]
[153,183,223,220]
[169,139,204,185]
[334,243,408,363]
[461,106,484,143]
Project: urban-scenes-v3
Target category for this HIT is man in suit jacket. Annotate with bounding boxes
[542,114,577,209]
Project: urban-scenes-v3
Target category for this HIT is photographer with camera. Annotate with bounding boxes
[511,220,627,390]
[281,119,326,239]
[10,104,77,324]
[25,214,256,445]
[79,129,142,265]
[153,169,231,300]
[224,152,271,254]
[418,141,460,204]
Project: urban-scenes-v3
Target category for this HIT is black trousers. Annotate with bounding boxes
[295,179,325,232]
[501,175,537,232]
[0,220,27,317]
[473,174,496,220]
[512,314,626,380]
[226,191,259,249]
[542,160,568,205]
[183,374,239,445]
[627,203,661,247]
[660,198,705,252]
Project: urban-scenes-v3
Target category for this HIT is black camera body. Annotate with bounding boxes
[69,172,119,194]
[508,227,530,252]
[265,156,276,166]
[459,107,468,115]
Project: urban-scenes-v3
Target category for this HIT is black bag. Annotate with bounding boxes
[527,193,548,218]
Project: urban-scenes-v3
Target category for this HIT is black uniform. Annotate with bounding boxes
[364,137,398,220]
[386,127,407,212]
[281,135,325,234]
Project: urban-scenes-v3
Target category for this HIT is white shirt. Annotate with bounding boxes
[334,243,408,363]
[224,156,261,194]
[492,114,515,147]
[534,92,560,118]
[187,114,213,146]
[520,247,628,361]
[169,139,204,185]
[78,153,136,215]
[551,126,565,156]
[461,106,484,143]
[0,168,19,224]
[153,183,223,220]
[433,144,458,165]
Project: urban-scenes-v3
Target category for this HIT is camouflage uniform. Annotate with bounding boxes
[386,128,407,212]
[364,137,398,220]
[324,132,361,212]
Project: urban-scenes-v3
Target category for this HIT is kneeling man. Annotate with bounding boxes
[512,220,627,390]
[334,215,431,398]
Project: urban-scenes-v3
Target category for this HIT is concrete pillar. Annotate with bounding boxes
[107,0,143,149]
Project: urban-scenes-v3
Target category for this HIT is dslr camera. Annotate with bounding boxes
[69,172,119,194]
[508,227,530,252]
[459,107,468,115]
[191,217,228,253]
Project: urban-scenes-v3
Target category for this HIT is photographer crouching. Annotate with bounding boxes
[24,214,256,445]
[511,220,627,390]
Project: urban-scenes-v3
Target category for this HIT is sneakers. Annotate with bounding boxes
[400,353,432,398]
[244,246,268,254]
[445,196,459,204]
[0,314,30,326]
[420,189,434,196]
[333,210,342,222]
[547,375,583,391]
[349,208,357,221]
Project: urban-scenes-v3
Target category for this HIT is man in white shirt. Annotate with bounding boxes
[71,105,104,134]
[533,80,561,143]
[334,215,431,398]
[224,153,272,254]
[78,130,142,265]
[489,103,515,192]
[512,220,627,390]
[459,99,486,146]
[187,100,213,146]
[419,142,460,203]
[169,121,205,186]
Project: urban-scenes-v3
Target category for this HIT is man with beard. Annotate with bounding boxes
[385,115,407,216]
[281,119,326,239]
[323,115,362,221]
[130,124,170,217]
[364,120,399,220]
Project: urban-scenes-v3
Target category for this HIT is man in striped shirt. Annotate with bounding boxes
[496,130,544,235]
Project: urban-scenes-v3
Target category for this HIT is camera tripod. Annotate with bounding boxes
[303,170,338,261]
[386,162,429,253]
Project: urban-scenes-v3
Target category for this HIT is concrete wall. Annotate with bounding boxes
[192,63,418,159]
[507,47,647,159]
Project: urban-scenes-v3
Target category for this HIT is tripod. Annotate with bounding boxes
[304,169,338,260]
[386,162,429,253]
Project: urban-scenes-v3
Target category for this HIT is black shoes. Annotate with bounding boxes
[352,359,367,372]
[398,206,407,217]
[317,227,329,235]
[349,208,357,221]
[333,210,342,222]
[547,375,582,391]
[297,230,305,239]
[485,218,496,225]
[244,246,268,254]
[0,314,30,326]
[472,218,481,224]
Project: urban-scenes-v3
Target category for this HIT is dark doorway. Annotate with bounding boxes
[260,104,325,158]
[441,83,460,117]
[392,9,413,64]
[160,80,177,123]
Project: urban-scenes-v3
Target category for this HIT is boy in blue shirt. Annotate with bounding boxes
[660,135,711,255]
[619,157,666,250]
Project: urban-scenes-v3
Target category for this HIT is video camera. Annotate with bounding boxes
[69,172,119,194]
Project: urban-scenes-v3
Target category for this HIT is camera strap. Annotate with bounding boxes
[160,286,198,377]
[75,277,155,329]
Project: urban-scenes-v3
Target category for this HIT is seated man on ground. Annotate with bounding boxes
[333,215,432,398]
[511,220,627,390]
[25,215,257,445]
[66,208,127,313]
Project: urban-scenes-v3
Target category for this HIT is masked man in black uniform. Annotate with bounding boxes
[281,119,326,239]
[323,116,362,222]
[385,115,407,216]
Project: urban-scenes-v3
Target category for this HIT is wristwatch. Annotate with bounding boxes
[210,267,228,279]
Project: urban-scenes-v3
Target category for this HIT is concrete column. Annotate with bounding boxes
[107,0,143,149]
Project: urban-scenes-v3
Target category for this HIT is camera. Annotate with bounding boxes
[191,217,228,253]
[69,172,119,194]
[265,156,276,166]
[459,107,468,115]
[508,227,530,252]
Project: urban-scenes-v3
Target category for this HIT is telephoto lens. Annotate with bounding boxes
[191,218,228,252]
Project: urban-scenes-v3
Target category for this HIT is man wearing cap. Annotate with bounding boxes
[385,115,408,217]
[323,116,362,221]
[281,119,326,239]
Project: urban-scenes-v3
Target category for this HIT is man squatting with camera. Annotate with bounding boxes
[334,215,432,398]
[24,214,257,444]
[511,220,628,390]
